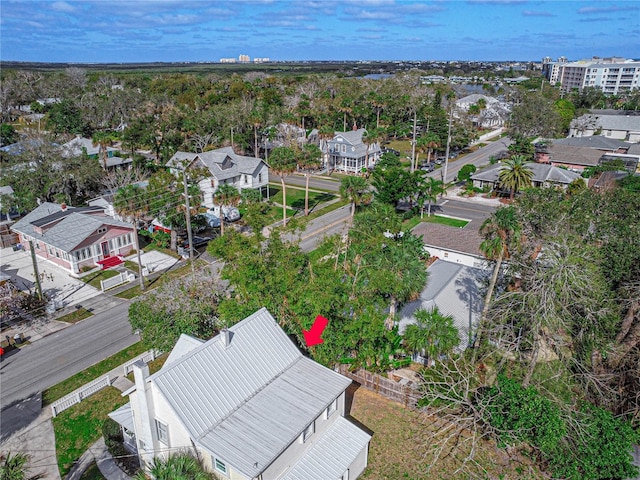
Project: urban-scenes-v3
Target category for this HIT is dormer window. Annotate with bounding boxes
[221,157,234,169]
[301,421,314,443]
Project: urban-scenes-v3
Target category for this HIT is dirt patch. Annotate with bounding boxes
[349,386,543,479]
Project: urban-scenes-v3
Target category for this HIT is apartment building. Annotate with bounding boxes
[542,57,640,94]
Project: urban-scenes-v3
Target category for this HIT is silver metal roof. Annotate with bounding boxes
[151,308,352,478]
[164,333,204,367]
[108,403,135,432]
[280,416,372,480]
[399,260,487,349]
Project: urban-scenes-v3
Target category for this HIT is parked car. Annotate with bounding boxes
[382,147,400,157]
[435,157,445,165]
[182,235,213,250]
[208,205,241,222]
[420,162,435,172]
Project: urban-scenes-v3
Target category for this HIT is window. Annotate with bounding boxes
[97,227,107,234]
[117,236,122,248]
[302,422,314,442]
[341,144,346,153]
[258,173,263,182]
[213,457,227,475]
[155,419,169,445]
[325,398,337,419]
[243,174,248,184]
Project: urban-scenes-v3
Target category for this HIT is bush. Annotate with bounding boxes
[458,164,477,182]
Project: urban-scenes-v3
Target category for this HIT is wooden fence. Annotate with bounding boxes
[51,374,111,417]
[336,365,421,409]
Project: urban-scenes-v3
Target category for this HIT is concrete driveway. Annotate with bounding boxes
[126,250,181,274]
[0,246,101,311]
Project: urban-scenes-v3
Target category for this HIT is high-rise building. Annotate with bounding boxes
[238,54,250,63]
[542,56,640,94]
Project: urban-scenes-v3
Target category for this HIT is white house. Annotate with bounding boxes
[455,94,511,128]
[569,111,640,142]
[325,129,381,174]
[167,147,269,208]
[110,308,371,480]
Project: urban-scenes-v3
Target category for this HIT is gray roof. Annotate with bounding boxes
[328,129,382,159]
[167,147,266,181]
[280,417,371,480]
[471,162,581,185]
[571,113,640,133]
[546,145,605,167]
[399,260,487,349]
[164,333,204,367]
[11,202,132,252]
[413,221,485,258]
[108,403,135,433]
[0,186,14,197]
[62,137,117,157]
[552,136,631,151]
[151,308,352,479]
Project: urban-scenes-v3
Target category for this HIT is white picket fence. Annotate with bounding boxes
[101,272,135,291]
[122,349,162,375]
[51,374,111,417]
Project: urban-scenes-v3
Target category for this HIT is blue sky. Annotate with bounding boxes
[1,0,638,63]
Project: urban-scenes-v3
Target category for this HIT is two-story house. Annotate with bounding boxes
[10,202,135,275]
[167,147,269,209]
[325,129,381,174]
[110,308,371,479]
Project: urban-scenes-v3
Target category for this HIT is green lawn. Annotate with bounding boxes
[268,184,336,210]
[53,387,127,477]
[405,214,470,230]
[57,307,94,324]
[81,269,120,289]
[42,342,146,405]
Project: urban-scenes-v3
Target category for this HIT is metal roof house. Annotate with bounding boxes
[399,260,487,359]
[325,129,381,174]
[111,308,371,479]
[10,202,134,275]
[167,147,269,209]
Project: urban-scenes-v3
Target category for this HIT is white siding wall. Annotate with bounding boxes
[261,393,346,479]
[424,246,484,268]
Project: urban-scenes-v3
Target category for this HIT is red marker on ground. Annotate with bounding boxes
[303,315,329,347]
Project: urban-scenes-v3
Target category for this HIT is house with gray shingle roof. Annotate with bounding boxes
[167,147,269,208]
[399,260,487,359]
[569,111,640,142]
[326,129,381,174]
[471,162,583,192]
[10,202,134,275]
[111,308,371,480]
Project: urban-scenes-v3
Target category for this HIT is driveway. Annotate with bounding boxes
[0,246,101,311]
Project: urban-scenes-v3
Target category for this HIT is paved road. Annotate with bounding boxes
[433,198,497,221]
[0,300,138,411]
[283,174,341,192]
[425,137,512,183]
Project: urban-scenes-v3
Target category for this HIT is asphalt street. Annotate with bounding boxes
[283,174,341,192]
[0,300,138,411]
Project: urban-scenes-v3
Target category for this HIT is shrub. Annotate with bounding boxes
[458,164,477,182]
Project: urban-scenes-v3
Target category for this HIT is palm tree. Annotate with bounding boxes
[268,146,298,227]
[0,452,43,480]
[135,452,213,480]
[340,176,371,219]
[498,155,533,199]
[92,130,117,169]
[403,307,459,364]
[213,184,241,237]
[418,176,444,218]
[114,184,148,291]
[476,205,521,350]
[299,144,322,216]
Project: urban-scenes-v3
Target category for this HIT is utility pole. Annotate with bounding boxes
[410,110,417,173]
[442,103,454,195]
[181,169,196,279]
[29,240,43,301]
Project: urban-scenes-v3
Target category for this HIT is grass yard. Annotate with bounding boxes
[42,342,146,405]
[404,214,470,231]
[268,184,336,210]
[53,386,127,478]
[81,269,120,289]
[126,353,168,381]
[57,307,94,324]
[350,387,543,480]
